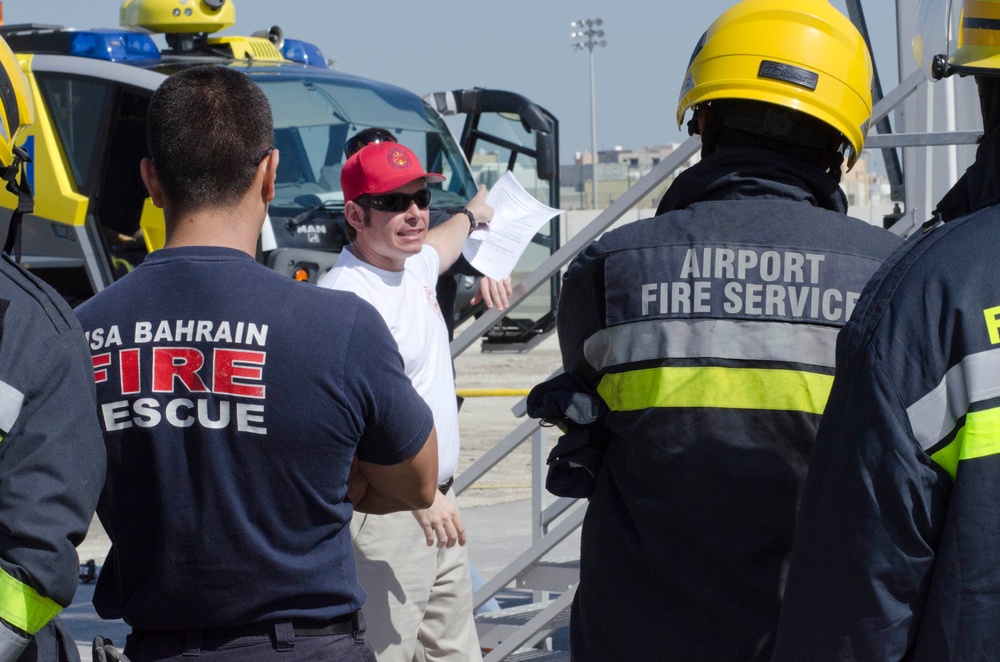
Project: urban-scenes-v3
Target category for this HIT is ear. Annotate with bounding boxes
[344,201,365,234]
[140,158,165,209]
[261,148,280,203]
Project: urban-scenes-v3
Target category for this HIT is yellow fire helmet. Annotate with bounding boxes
[0,36,32,171]
[915,0,1000,79]
[677,0,873,169]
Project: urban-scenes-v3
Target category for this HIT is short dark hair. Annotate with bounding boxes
[147,65,273,214]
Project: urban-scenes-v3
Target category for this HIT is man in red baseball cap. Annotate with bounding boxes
[318,140,491,661]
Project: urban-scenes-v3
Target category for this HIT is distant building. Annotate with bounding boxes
[561,144,694,210]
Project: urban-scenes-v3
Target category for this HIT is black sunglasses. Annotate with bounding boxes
[356,188,432,212]
[345,128,398,158]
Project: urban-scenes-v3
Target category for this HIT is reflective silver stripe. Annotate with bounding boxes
[583,319,839,372]
[0,380,23,435]
[907,347,1000,451]
[0,620,28,662]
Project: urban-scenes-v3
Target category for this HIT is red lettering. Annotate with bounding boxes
[213,349,265,398]
[152,347,209,393]
[92,353,111,384]
[120,348,141,394]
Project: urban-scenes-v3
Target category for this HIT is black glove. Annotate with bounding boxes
[92,636,130,662]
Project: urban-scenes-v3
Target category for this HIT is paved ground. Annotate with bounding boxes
[65,330,570,654]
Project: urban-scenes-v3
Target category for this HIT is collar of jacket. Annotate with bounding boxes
[655,146,848,216]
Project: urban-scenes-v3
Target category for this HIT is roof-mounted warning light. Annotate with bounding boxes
[120,0,235,35]
[70,29,161,62]
[281,39,327,67]
[251,25,327,68]
[0,26,161,63]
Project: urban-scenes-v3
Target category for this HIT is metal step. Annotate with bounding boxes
[503,650,570,662]
[515,560,579,593]
[476,599,571,650]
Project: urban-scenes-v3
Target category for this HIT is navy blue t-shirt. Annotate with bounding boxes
[76,246,433,629]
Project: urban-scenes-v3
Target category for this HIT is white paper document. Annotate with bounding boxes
[462,171,564,281]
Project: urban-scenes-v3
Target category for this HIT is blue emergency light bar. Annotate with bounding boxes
[0,27,163,63]
[68,30,161,63]
[281,39,326,68]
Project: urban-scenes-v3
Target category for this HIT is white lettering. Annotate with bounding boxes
[213,322,233,344]
[693,281,711,313]
[846,291,860,320]
[102,401,132,431]
[175,320,194,343]
[822,288,843,321]
[196,320,213,343]
[153,320,172,343]
[133,398,161,428]
[641,283,657,316]
[245,323,268,347]
[760,251,781,282]
[805,253,825,284]
[671,282,692,314]
[737,250,758,280]
[679,249,700,279]
[165,398,195,427]
[745,283,763,315]
[765,284,786,316]
[723,282,742,313]
[135,322,153,343]
[197,400,230,429]
[237,403,267,434]
[784,253,805,284]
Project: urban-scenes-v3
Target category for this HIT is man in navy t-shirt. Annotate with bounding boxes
[76,65,438,662]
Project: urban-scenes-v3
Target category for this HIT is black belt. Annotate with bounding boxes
[438,477,454,495]
[133,611,360,640]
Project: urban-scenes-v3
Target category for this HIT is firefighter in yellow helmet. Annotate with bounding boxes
[772,0,1000,658]
[0,34,106,662]
[526,1,901,659]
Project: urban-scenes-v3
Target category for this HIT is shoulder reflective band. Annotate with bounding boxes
[0,567,61,635]
[907,347,1000,452]
[597,366,832,414]
[930,407,1000,480]
[0,379,23,442]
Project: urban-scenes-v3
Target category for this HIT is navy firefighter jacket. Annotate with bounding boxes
[773,201,1000,660]
[0,253,105,653]
[555,147,902,661]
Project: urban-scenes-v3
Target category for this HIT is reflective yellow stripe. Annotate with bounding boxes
[931,407,1000,480]
[0,567,61,635]
[597,366,833,414]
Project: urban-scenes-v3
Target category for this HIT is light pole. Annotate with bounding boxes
[571,18,606,210]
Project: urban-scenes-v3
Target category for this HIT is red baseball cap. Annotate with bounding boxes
[341,141,445,201]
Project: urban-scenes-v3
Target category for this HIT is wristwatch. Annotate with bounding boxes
[454,208,477,236]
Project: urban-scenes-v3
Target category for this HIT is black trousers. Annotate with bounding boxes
[123,614,376,661]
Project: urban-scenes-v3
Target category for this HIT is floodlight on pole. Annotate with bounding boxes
[571,18,606,209]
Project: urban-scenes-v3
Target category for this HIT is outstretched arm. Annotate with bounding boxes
[426,185,493,275]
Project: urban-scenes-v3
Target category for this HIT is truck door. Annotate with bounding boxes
[12,55,161,305]
[426,88,560,351]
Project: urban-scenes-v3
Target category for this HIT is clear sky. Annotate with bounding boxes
[8,0,902,161]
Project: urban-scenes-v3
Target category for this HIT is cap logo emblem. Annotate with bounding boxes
[758,60,818,91]
[386,147,411,170]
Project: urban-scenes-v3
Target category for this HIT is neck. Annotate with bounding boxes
[348,239,408,272]
[163,200,265,257]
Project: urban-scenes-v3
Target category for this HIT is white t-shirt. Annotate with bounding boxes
[318,245,459,483]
